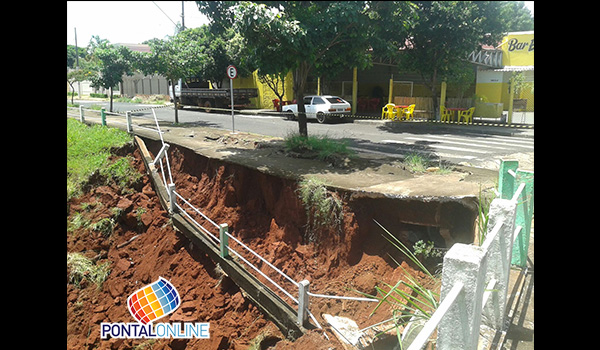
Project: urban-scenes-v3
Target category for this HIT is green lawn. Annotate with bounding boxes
[67,119,137,200]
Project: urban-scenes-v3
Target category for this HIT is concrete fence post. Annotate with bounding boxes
[79,105,85,123]
[126,111,132,133]
[167,183,176,214]
[481,198,517,329]
[219,224,229,258]
[101,107,106,126]
[298,280,310,326]
[438,243,487,350]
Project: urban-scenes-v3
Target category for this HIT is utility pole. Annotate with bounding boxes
[74,27,81,98]
[181,1,185,31]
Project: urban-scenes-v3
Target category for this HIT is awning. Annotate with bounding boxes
[482,66,534,72]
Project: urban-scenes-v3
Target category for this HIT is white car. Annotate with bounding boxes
[282,95,352,124]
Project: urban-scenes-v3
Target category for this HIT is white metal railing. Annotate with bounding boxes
[406,159,533,350]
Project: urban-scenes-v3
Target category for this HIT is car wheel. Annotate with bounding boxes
[201,100,212,113]
[316,112,329,124]
[285,110,296,121]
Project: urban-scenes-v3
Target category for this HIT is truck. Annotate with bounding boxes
[169,77,258,112]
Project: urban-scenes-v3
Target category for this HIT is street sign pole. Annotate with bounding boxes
[226,65,238,134]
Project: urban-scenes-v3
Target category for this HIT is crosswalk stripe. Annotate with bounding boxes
[381,139,489,154]
[348,146,478,160]
[410,134,533,148]
[405,136,513,151]
[425,134,533,146]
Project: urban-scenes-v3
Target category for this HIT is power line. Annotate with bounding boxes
[152,1,177,27]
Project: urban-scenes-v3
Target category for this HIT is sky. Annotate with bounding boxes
[66,1,210,46]
[67,1,534,47]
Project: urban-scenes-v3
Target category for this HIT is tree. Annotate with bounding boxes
[67,44,88,68]
[500,1,534,31]
[88,39,134,112]
[190,26,251,88]
[136,29,205,123]
[198,1,386,137]
[257,71,288,110]
[390,1,507,116]
[67,69,92,104]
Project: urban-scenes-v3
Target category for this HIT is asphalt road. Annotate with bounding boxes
[70,99,534,169]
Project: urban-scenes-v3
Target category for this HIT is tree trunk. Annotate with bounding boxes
[293,62,310,137]
[69,82,75,105]
[171,80,179,124]
[109,87,114,112]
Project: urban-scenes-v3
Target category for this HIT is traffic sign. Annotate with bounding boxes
[226,65,237,79]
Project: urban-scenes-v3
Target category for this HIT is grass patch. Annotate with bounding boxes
[297,176,343,243]
[67,252,111,289]
[284,133,355,165]
[67,118,138,200]
[403,152,453,174]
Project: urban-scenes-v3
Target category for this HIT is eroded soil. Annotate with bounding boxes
[67,138,469,349]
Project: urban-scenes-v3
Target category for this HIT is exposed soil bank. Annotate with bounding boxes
[141,137,478,329]
[67,134,479,350]
[67,147,287,350]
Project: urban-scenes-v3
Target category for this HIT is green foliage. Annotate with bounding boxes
[296,177,343,243]
[476,185,497,245]
[67,252,111,289]
[67,44,88,68]
[364,220,441,348]
[199,1,386,136]
[402,153,453,174]
[66,119,135,200]
[387,1,509,113]
[403,153,428,173]
[91,217,116,237]
[413,240,444,259]
[284,133,354,165]
[87,38,135,111]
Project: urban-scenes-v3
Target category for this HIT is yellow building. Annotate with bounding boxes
[233,71,295,109]
[475,31,534,117]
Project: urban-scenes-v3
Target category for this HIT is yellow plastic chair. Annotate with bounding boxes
[458,107,475,124]
[440,106,453,122]
[381,103,397,120]
[400,104,415,121]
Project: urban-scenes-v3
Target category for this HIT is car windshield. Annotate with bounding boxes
[326,97,345,104]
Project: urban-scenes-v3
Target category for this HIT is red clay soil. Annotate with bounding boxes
[67,148,284,350]
[67,141,443,350]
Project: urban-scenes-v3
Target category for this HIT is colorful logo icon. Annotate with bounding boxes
[127,277,180,325]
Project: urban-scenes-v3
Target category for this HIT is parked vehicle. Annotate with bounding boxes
[282,95,351,123]
[169,77,258,112]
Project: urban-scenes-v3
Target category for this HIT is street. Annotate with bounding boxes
[70,99,534,170]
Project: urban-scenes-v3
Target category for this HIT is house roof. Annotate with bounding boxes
[114,43,152,53]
